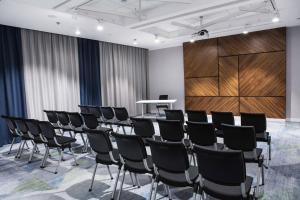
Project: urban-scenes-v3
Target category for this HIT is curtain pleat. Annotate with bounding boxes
[21,30,80,120]
[99,42,148,115]
[0,25,27,147]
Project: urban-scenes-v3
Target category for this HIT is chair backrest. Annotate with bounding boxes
[100,107,115,120]
[222,124,256,151]
[131,117,155,138]
[186,110,208,122]
[1,116,17,133]
[186,122,216,146]
[44,110,58,124]
[157,119,184,142]
[78,105,90,114]
[14,118,29,134]
[165,110,185,124]
[148,139,189,173]
[25,119,41,138]
[159,95,168,100]
[89,106,102,118]
[211,111,234,130]
[81,113,98,129]
[56,111,70,126]
[240,112,266,133]
[85,129,113,154]
[112,132,147,162]
[68,112,83,128]
[38,121,56,140]
[114,107,129,121]
[194,145,246,186]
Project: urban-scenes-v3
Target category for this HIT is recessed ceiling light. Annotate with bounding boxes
[133,39,138,45]
[243,30,248,34]
[272,16,280,23]
[154,35,160,43]
[190,38,195,43]
[75,29,81,35]
[97,25,103,31]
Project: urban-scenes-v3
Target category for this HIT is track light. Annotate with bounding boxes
[190,38,195,43]
[272,16,280,23]
[133,39,138,45]
[243,30,248,34]
[154,35,160,43]
[97,25,103,31]
[75,29,81,35]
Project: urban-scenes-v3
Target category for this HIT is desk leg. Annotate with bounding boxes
[170,103,173,110]
[141,104,144,117]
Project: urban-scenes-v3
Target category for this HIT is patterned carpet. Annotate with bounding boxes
[0,119,300,200]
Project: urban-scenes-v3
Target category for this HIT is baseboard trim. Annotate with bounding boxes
[286,118,300,122]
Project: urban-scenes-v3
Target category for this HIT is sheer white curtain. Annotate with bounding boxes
[21,30,80,120]
[99,42,148,115]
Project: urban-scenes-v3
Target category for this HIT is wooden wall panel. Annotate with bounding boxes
[219,56,239,96]
[239,52,286,96]
[185,78,218,96]
[186,97,239,115]
[240,97,285,118]
[183,39,218,77]
[218,28,286,56]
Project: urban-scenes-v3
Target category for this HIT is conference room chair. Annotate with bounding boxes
[186,121,223,150]
[211,111,235,138]
[81,113,112,133]
[165,109,187,132]
[78,105,90,114]
[186,110,208,123]
[88,106,103,123]
[14,117,33,159]
[38,121,78,174]
[100,107,118,128]
[222,124,265,194]
[1,115,21,154]
[112,132,153,200]
[113,107,133,134]
[67,112,87,152]
[44,110,60,130]
[131,117,161,145]
[147,139,199,200]
[193,145,254,200]
[156,95,169,116]
[241,112,271,161]
[56,111,73,137]
[85,129,121,199]
[157,119,186,144]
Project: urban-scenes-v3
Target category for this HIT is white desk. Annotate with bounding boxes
[136,99,177,117]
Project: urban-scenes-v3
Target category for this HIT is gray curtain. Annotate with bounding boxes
[99,42,148,115]
[21,30,80,120]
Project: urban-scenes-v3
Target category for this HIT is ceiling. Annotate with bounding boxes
[0,0,299,50]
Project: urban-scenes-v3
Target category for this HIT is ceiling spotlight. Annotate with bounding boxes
[272,16,280,23]
[190,38,195,43]
[154,35,160,43]
[75,29,81,35]
[133,39,138,45]
[243,30,248,34]
[97,25,103,31]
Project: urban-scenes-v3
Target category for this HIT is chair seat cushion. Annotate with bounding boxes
[158,166,199,187]
[47,136,76,147]
[124,156,153,174]
[203,176,253,200]
[243,148,263,163]
[96,148,120,165]
[256,132,270,142]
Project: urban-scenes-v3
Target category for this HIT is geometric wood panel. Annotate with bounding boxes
[218,28,286,56]
[219,56,239,96]
[186,97,239,115]
[183,38,218,78]
[240,97,285,118]
[185,78,218,96]
[239,51,286,96]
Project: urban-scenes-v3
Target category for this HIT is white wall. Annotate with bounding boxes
[286,26,300,121]
[148,46,184,112]
[148,26,300,120]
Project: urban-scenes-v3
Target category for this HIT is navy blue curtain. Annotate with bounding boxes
[78,38,102,106]
[0,25,27,147]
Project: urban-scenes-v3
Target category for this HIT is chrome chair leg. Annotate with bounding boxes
[40,146,49,168]
[117,169,126,200]
[69,147,78,165]
[28,143,37,163]
[107,165,113,180]
[149,177,155,200]
[89,163,98,191]
[18,140,26,158]
[8,137,16,154]
[112,167,121,199]
[122,126,126,135]
[134,173,140,188]
[167,185,172,199]
[54,148,63,174]
[153,180,158,200]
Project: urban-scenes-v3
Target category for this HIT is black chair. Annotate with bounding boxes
[165,109,187,131]
[186,121,223,150]
[113,107,133,134]
[157,119,185,143]
[241,112,271,161]
[38,121,78,174]
[186,110,208,122]
[78,105,90,114]
[85,129,121,199]
[88,106,103,123]
[14,117,33,159]
[56,111,73,136]
[147,139,199,200]
[156,95,169,115]
[100,107,118,128]
[193,145,254,200]
[44,110,60,129]
[112,132,153,200]
[1,115,21,154]
[131,117,160,144]
[211,111,235,138]
[81,113,112,133]
[222,124,265,195]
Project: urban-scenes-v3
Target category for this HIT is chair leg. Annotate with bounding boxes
[149,177,155,200]
[89,163,98,191]
[54,148,63,174]
[134,173,140,188]
[129,172,135,186]
[111,167,121,199]
[15,140,23,158]
[80,133,87,152]
[28,143,37,163]
[40,146,49,168]
[107,165,113,180]
[25,141,30,149]
[167,185,172,199]
[117,169,126,200]
[153,180,159,200]
[130,127,133,135]
[122,126,126,135]
[18,140,26,158]
[69,147,78,166]
[8,137,16,154]
[268,137,271,161]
